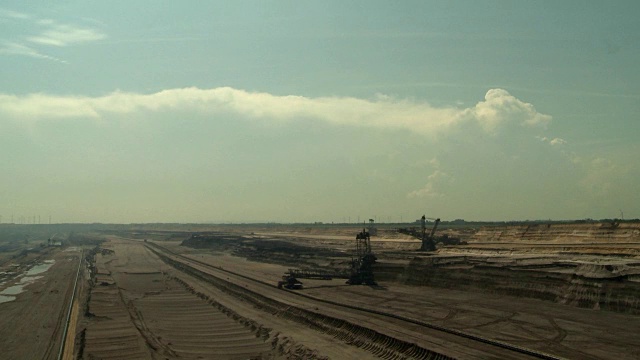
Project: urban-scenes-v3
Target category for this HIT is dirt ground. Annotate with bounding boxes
[172,241,640,360]
[0,246,82,360]
[2,222,640,359]
[79,237,377,359]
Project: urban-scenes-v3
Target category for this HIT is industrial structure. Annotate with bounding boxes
[346,228,377,285]
[277,227,377,289]
[277,273,304,289]
[367,219,377,236]
[397,215,465,250]
[420,215,440,251]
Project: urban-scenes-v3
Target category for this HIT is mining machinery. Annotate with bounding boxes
[346,228,377,285]
[277,269,334,289]
[397,215,465,249]
[420,215,440,251]
[277,273,304,289]
[277,228,377,289]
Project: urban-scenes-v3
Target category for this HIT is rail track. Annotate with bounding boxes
[146,241,564,360]
[57,250,83,360]
[38,250,83,360]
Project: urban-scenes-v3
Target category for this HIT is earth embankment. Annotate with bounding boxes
[376,223,640,314]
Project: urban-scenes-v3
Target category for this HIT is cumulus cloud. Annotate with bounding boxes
[0,87,552,138]
[407,170,452,198]
[549,137,567,146]
[463,88,551,133]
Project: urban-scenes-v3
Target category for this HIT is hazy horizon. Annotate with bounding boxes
[1,1,639,223]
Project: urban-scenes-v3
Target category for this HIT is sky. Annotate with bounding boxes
[1,1,639,224]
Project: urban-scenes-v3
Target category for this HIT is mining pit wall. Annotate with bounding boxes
[376,223,640,315]
[467,222,640,244]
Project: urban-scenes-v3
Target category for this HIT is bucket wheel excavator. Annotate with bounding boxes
[420,215,440,251]
[346,228,377,285]
[277,227,377,289]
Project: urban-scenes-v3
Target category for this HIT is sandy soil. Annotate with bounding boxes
[0,246,82,360]
[4,222,639,359]
[80,238,349,359]
[65,238,550,358]
[166,223,640,359]
[172,246,640,360]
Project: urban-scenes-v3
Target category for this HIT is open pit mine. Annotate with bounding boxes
[1,220,639,359]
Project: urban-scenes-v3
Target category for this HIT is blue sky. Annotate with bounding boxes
[1,1,638,223]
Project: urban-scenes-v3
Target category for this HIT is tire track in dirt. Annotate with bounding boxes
[170,275,326,359]
[150,242,565,360]
[151,246,459,360]
[130,280,273,359]
[546,318,567,343]
[81,271,152,359]
[122,290,179,358]
[465,311,519,330]
[442,309,458,321]
[82,240,323,359]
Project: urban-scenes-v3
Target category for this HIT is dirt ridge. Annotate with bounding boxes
[153,246,456,360]
[172,275,326,359]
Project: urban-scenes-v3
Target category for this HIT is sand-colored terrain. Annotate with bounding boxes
[2,222,640,359]
[169,228,640,360]
[0,245,82,359]
[81,240,277,359]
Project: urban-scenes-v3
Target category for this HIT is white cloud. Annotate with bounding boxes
[0,8,106,62]
[0,87,552,139]
[0,41,67,63]
[407,170,452,198]
[0,93,97,118]
[0,85,629,222]
[0,8,30,20]
[462,88,551,133]
[407,182,441,198]
[549,137,567,146]
[536,136,567,146]
[28,21,106,46]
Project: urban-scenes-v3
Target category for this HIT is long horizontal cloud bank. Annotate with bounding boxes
[0,87,550,136]
[1,86,633,221]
